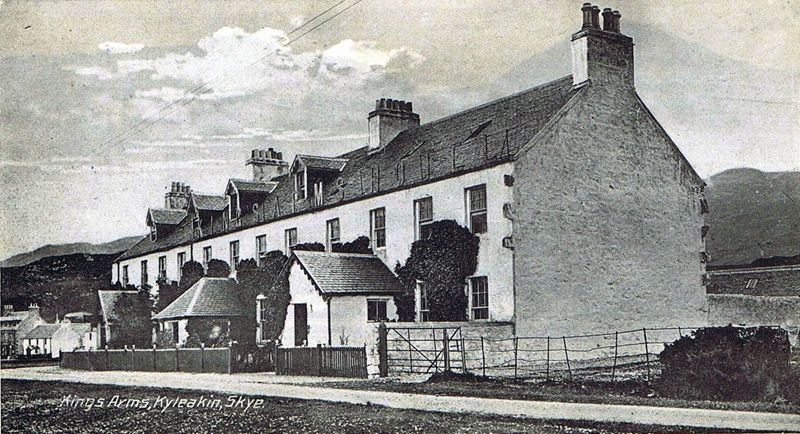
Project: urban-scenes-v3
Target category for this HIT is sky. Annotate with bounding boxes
[0,0,798,260]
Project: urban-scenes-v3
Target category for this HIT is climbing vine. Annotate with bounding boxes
[394,220,480,321]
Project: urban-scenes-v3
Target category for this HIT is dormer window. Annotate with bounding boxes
[313,181,323,206]
[295,170,306,200]
[229,191,239,220]
[150,226,157,241]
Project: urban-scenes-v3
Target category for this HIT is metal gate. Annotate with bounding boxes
[382,326,464,374]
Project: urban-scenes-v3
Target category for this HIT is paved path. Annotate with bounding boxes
[3,367,799,431]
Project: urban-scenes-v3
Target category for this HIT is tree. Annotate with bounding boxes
[292,242,325,252]
[155,279,179,313]
[206,259,231,278]
[107,289,152,349]
[236,252,290,346]
[394,220,480,321]
[156,260,205,313]
[184,318,232,348]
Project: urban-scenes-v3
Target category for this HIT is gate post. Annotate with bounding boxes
[442,328,450,372]
[378,323,388,378]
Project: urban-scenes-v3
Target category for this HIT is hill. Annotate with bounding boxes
[0,236,142,268]
[705,168,800,267]
[0,252,120,322]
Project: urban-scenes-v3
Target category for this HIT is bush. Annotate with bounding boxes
[658,326,792,402]
[206,259,231,278]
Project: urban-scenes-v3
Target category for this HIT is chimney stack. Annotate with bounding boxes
[571,3,634,88]
[368,98,419,150]
[247,148,288,182]
[165,181,192,209]
[2,304,12,314]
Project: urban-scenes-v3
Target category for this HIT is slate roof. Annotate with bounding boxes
[117,76,583,262]
[229,179,278,193]
[98,290,139,323]
[24,324,63,339]
[153,277,246,320]
[192,193,228,211]
[293,250,404,295]
[708,266,800,297]
[295,155,348,172]
[148,208,187,225]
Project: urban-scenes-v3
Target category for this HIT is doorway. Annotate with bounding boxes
[294,304,308,346]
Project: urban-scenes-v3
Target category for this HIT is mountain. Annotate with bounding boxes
[0,236,142,268]
[0,252,120,322]
[705,168,800,267]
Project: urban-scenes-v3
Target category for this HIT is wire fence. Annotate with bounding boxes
[381,325,706,382]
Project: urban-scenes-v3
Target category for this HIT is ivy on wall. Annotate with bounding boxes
[394,220,480,321]
[237,253,291,346]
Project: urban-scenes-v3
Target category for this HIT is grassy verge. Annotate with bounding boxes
[1,379,714,433]
[315,370,800,415]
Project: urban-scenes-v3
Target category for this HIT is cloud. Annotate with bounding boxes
[99,41,145,54]
[73,26,424,102]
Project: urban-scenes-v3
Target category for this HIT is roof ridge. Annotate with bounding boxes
[413,75,573,131]
[294,250,377,258]
[296,154,349,161]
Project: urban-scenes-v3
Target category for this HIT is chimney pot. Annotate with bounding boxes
[591,6,600,28]
[581,3,593,29]
[602,8,613,31]
[612,11,621,32]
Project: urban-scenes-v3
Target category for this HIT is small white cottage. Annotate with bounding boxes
[282,250,404,347]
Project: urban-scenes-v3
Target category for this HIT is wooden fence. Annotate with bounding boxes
[381,325,707,382]
[275,345,367,378]
[62,347,231,373]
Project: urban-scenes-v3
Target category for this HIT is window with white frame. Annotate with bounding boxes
[295,170,306,199]
[203,246,212,269]
[256,235,267,266]
[466,184,488,234]
[371,207,386,249]
[419,282,430,322]
[469,277,489,320]
[229,240,240,270]
[367,299,388,322]
[313,181,323,206]
[122,265,129,287]
[415,197,433,240]
[258,299,269,341]
[158,256,167,280]
[177,252,186,280]
[140,260,148,287]
[285,228,297,254]
[326,218,341,251]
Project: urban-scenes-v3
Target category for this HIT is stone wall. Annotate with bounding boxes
[512,81,707,337]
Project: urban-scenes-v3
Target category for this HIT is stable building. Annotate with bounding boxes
[112,4,708,341]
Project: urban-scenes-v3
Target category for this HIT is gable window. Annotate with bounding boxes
[285,228,298,254]
[370,207,386,249]
[140,260,148,288]
[367,299,388,322]
[326,218,341,251]
[418,282,430,322]
[203,246,212,269]
[122,265,129,287]
[466,184,488,234]
[745,278,759,289]
[313,181,324,207]
[295,171,306,200]
[158,256,167,280]
[469,277,489,320]
[229,240,240,270]
[256,235,267,266]
[177,252,186,280]
[415,197,434,240]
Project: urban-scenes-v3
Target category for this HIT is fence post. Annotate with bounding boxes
[201,343,205,373]
[611,331,618,382]
[460,332,467,374]
[407,329,413,374]
[431,329,438,373]
[546,337,550,382]
[513,337,518,379]
[153,344,157,372]
[562,337,572,381]
[105,345,109,371]
[316,344,323,376]
[443,328,450,372]
[480,336,486,377]
[678,326,683,338]
[643,328,650,382]
[175,346,179,372]
[378,323,388,378]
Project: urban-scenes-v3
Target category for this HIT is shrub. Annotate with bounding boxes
[206,259,231,278]
[658,325,791,401]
